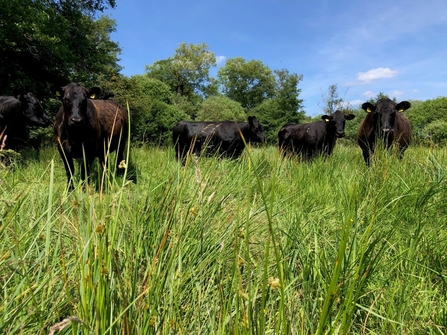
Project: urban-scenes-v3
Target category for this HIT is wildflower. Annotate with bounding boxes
[189,205,198,215]
[268,277,281,289]
[118,160,127,169]
[149,315,157,326]
[238,228,246,238]
[239,290,249,300]
[95,224,105,234]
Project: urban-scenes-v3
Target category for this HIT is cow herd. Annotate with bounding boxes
[176,98,412,167]
[0,83,412,189]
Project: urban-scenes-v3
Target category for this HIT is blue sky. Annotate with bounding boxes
[104,0,447,116]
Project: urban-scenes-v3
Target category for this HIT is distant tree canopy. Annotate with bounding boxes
[143,50,306,144]
[6,4,447,148]
[97,74,190,145]
[145,43,218,102]
[217,58,276,110]
[406,97,447,144]
[0,0,120,99]
[196,96,246,122]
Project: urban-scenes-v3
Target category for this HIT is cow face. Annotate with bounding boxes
[248,116,267,143]
[321,110,355,138]
[362,98,411,134]
[53,83,101,127]
[17,92,51,127]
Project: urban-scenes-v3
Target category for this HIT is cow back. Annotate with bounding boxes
[90,100,128,139]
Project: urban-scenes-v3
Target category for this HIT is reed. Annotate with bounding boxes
[1,143,447,334]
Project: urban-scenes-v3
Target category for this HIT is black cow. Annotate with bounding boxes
[172,116,266,164]
[278,110,355,160]
[357,98,411,166]
[0,92,51,150]
[53,83,128,190]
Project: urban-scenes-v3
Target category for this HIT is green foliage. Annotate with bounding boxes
[253,70,305,142]
[423,120,447,144]
[2,145,447,333]
[195,95,246,121]
[97,74,190,145]
[319,84,344,114]
[406,97,447,143]
[253,99,284,143]
[0,0,120,98]
[342,108,364,143]
[127,76,190,145]
[171,93,201,119]
[145,43,217,100]
[274,69,304,116]
[367,92,393,104]
[218,57,276,110]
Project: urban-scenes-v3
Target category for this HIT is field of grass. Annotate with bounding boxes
[1,143,447,334]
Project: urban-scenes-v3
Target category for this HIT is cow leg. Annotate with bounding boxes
[58,147,75,190]
[362,149,371,167]
[63,158,75,190]
[80,157,94,184]
[397,146,407,160]
[116,138,127,175]
[179,144,187,165]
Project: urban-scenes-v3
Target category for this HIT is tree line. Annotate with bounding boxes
[2,0,446,148]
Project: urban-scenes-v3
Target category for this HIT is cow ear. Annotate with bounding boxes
[362,102,374,113]
[51,85,64,99]
[88,87,102,99]
[248,116,255,124]
[345,114,356,120]
[321,115,330,122]
[396,101,411,112]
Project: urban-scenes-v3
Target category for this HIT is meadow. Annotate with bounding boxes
[1,142,447,334]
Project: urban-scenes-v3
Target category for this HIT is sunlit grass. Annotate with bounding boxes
[1,143,447,334]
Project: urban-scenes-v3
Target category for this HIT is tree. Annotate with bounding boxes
[107,75,190,145]
[251,69,305,143]
[273,69,305,123]
[145,43,217,101]
[218,57,276,111]
[196,96,246,121]
[406,97,447,144]
[319,84,343,114]
[0,0,121,99]
[367,92,393,104]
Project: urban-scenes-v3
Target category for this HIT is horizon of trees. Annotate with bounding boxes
[2,1,447,147]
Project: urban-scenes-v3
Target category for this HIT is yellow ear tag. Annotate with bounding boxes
[366,107,372,113]
[90,94,96,99]
[324,118,329,122]
[56,91,61,97]
[398,109,404,113]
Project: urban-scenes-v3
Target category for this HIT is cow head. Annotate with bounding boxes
[362,98,411,134]
[53,83,101,127]
[247,116,267,143]
[14,91,51,127]
[321,110,356,138]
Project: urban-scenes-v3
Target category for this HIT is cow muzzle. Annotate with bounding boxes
[69,116,83,125]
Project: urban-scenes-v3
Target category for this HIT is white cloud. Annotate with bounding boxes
[356,68,398,84]
[362,91,376,98]
[346,99,364,108]
[389,90,403,99]
[216,55,226,64]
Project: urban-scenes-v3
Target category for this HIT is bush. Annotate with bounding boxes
[424,120,447,144]
[196,95,246,121]
[406,97,447,142]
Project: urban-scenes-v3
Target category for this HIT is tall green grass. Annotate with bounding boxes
[1,143,447,334]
